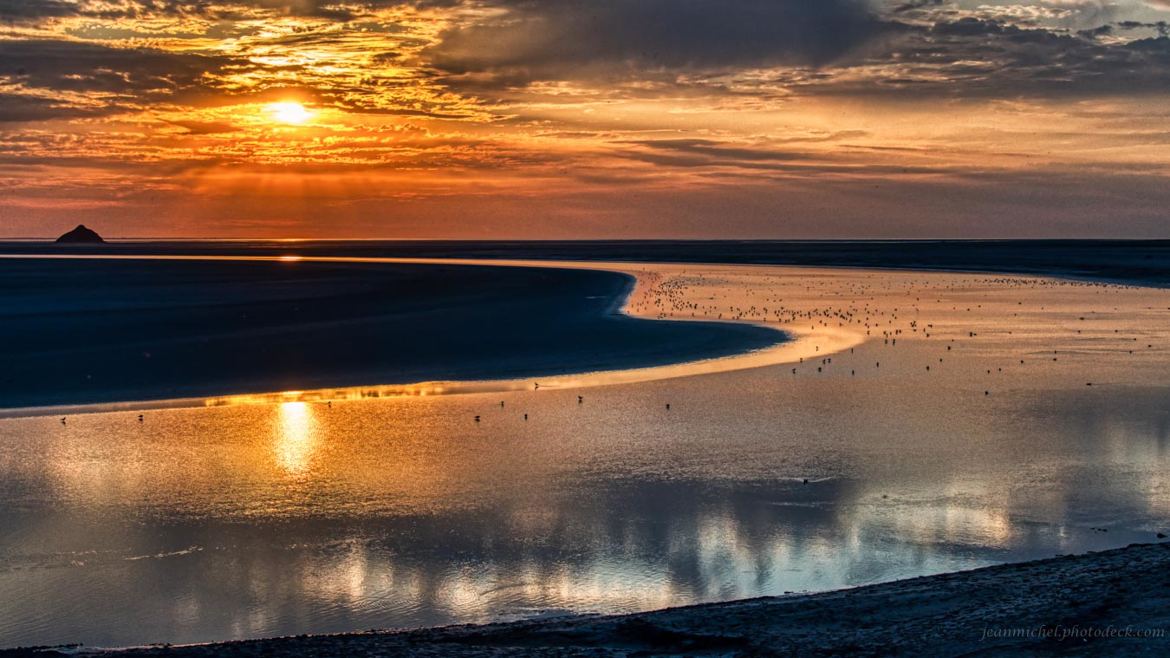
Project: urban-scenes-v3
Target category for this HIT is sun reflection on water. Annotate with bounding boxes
[275,401,317,475]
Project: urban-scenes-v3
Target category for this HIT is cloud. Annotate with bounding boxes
[4,0,1170,241]
[718,9,1168,101]
[428,0,891,81]
[0,0,458,22]
[8,1,1169,106]
[0,39,240,121]
[612,137,945,178]
[416,1,1170,100]
[902,16,1170,97]
[0,0,91,20]
[0,92,98,122]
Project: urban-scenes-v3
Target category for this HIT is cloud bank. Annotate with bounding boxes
[2,0,1170,238]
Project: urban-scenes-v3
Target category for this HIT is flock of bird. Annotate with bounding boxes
[56,267,1167,429]
[458,267,1165,424]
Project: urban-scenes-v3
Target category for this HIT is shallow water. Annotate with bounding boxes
[2,264,1170,648]
[0,257,781,408]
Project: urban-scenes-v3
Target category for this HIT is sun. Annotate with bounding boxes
[265,101,313,126]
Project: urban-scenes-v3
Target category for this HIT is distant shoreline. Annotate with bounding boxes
[4,239,1170,288]
[19,542,1169,656]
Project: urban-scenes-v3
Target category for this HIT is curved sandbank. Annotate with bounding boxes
[24,542,1170,656]
[0,255,807,412]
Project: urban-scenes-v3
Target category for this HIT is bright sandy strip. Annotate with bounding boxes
[0,255,865,416]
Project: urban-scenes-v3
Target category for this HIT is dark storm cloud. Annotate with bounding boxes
[417,0,1170,100]
[0,39,240,121]
[855,16,1170,98]
[0,0,457,22]
[0,0,187,21]
[0,92,100,122]
[889,0,941,13]
[0,0,76,20]
[0,0,326,21]
[0,0,88,20]
[428,0,891,77]
[1117,20,1170,35]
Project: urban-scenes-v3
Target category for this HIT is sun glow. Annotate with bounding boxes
[265,101,313,126]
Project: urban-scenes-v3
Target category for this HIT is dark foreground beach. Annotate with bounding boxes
[11,542,1168,657]
[0,258,781,409]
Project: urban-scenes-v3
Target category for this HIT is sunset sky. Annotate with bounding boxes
[2,0,1170,239]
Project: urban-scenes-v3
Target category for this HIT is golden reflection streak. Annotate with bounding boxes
[275,401,316,474]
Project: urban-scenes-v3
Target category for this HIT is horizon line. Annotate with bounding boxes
[7,236,1170,244]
